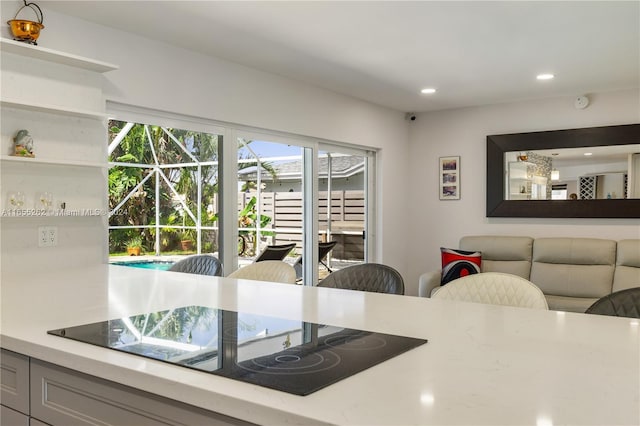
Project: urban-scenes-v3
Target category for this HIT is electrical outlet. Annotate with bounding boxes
[38,226,58,247]
[48,226,58,246]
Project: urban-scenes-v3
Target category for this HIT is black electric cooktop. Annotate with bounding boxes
[48,307,427,396]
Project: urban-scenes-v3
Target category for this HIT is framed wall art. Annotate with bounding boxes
[439,156,460,200]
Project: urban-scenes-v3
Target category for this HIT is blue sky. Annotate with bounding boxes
[241,140,302,159]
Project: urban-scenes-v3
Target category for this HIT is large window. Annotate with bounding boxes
[108,120,220,257]
[107,108,375,284]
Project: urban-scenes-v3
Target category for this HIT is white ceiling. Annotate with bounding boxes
[41,1,639,113]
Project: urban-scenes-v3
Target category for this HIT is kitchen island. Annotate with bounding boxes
[1,265,638,425]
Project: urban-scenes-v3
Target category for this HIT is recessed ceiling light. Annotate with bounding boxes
[584,152,593,156]
[536,73,555,80]
[420,88,436,94]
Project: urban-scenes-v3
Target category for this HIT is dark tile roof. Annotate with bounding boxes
[238,155,364,181]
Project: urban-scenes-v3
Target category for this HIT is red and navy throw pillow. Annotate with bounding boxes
[441,247,482,285]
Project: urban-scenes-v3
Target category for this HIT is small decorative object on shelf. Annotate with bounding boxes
[12,129,35,157]
[37,191,53,209]
[7,191,25,208]
[7,0,44,45]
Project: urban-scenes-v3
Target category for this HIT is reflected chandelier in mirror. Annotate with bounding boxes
[487,124,640,218]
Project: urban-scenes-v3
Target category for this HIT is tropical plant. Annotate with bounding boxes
[125,236,143,249]
[179,228,196,243]
[238,196,274,255]
[108,120,220,254]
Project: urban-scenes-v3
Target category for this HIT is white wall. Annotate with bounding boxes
[0,4,411,278]
[406,89,640,295]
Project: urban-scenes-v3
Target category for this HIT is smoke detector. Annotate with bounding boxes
[574,95,589,109]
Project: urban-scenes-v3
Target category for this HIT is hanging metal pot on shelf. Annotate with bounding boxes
[7,1,44,45]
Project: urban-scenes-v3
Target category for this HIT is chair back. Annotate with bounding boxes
[168,254,223,276]
[227,261,297,284]
[294,240,338,279]
[317,263,404,295]
[254,243,297,262]
[318,241,338,261]
[432,272,548,310]
[585,287,640,318]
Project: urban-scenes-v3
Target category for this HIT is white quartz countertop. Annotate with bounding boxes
[1,265,638,425]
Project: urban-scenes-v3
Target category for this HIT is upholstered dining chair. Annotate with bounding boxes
[431,272,549,310]
[585,287,640,318]
[254,243,297,262]
[317,263,405,295]
[168,254,223,276]
[227,261,297,284]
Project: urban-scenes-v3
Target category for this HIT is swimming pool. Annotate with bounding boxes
[112,260,175,271]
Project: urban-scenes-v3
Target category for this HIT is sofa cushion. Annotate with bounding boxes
[441,247,481,285]
[612,239,640,293]
[530,238,616,301]
[460,236,533,279]
[545,294,600,313]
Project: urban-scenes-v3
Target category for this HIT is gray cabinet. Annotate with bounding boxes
[3,348,251,426]
[30,359,251,426]
[1,405,29,426]
[1,349,30,416]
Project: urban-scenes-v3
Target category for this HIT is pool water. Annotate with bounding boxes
[113,261,175,271]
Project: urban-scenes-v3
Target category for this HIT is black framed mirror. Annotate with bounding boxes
[486,124,640,218]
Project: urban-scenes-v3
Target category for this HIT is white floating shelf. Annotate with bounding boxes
[0,98,106,120]
[1,155,106,168]
[0,38,118,73]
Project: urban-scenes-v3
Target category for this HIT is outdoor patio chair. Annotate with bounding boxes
[293,240,338,279]
[585,287,640,318]
[227,261,297,284]
[254,243,297,262]
[168,254,224,276]
[317,263,405,295]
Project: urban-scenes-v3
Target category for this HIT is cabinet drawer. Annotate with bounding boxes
[30,359,252,426]
[1,349,30,415]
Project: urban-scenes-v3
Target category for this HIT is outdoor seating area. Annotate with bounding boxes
[254,243,297,262]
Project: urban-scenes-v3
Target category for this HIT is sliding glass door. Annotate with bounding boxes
[107,106,375,284]
[312,146,373,283]
[233,134,375,285]
[236,136,305,264]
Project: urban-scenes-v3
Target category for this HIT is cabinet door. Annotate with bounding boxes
[0,405,29,426]
[1,349,30,415]
[30,359,251,426]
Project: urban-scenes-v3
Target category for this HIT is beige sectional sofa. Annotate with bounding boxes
[419,236,640,312]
